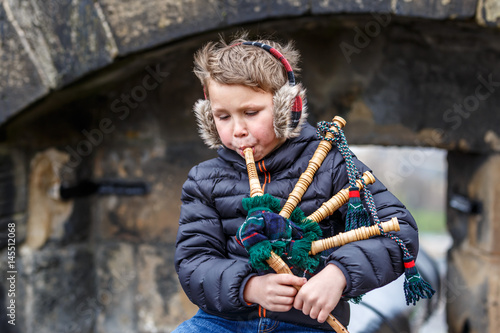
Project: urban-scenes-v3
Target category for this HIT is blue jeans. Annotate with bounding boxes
[172,309,328,333]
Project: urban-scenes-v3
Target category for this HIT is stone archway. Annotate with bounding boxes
[1,1,500,332]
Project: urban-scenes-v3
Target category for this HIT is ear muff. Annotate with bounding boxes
[241,41,304,132]
[273,83,307,139]
[193,99,222,149]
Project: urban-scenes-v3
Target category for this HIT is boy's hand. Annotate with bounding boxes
[293,264,347,323]
[243,274,307,312]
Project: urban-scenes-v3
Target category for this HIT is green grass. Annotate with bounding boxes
[410,209,446,234]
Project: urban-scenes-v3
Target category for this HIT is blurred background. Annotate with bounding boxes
[1,1,500,332]
[351,146,449,333]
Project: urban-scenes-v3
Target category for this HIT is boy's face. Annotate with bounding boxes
[208,80,284,161]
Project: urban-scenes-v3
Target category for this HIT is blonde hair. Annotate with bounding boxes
[193,32,301,96]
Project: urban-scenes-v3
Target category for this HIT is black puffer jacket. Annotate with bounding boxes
[175,123,418,330]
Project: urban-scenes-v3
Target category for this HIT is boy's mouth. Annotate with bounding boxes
[238,146,255,157]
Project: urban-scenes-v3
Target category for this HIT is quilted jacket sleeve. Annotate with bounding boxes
[174,165,255,313]
[326,154,419,298]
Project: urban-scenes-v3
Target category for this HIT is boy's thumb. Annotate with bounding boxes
[297,277,307,285]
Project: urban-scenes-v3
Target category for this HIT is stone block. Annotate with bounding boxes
[93,146,185,243]
[0,151,26,225]
[392,0,477,19]
[447,151,500,331]
[0,2,48,123]
[225,0,309,25]
[466,154,500,254]
[447,152,500,255]
[447,245,500,333]
[311,0,392,14]
[98,0,225,56]
[136,244,196,332]
[477,0,500,27]
[95,242,137,333]
[6,0,117,89]
[9,245,96,333]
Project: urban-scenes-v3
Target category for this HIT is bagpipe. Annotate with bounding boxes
[236,116,435,332]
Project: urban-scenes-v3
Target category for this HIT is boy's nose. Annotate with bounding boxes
[233,120,248,137]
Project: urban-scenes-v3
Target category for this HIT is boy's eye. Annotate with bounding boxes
[246,111,258,116]
[217,114,229,120]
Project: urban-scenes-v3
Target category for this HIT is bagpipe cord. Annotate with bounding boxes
[316,121,435,306]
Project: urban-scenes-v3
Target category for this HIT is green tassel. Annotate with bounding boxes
[349,295,364,304]
[289,206,322,238]
[248,241,272,270]
[300,219,322,237]
[289,206,308,225]
[242,193,282,213]
[288,232,321,272]
[346,187,371,231]
[403,257,436,306]
[270,240,287,257]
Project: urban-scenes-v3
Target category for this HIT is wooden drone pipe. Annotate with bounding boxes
[307,171,376,223]
[309,217,400,255]
[245,148,265,198]
[244,147,349,333]
[280,116,346,219]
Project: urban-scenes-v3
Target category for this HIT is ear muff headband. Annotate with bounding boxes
[203,41,303,131]
[240,41,303,130]
[241,41,296,85]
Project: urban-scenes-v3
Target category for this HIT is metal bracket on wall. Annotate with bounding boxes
[59,180,151,200]
[449,193,481,215]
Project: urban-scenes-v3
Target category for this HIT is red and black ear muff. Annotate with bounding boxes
[240,41,303,131]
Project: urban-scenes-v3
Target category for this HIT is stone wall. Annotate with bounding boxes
[446,152,500,332]
[1,0,500,125]
[1,1,500,332]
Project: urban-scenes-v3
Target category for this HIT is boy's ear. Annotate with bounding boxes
[273,83,308,139]
[193,99,223,149]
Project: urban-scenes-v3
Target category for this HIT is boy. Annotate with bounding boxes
[174,33,419,332]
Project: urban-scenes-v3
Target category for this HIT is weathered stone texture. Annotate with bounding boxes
[446,248,490,333]
[312,0,477,18]
[225,0,309,25]
[0,149,27,224]
[392,0,477,19]
[12,245,95,333]
[447,153,500,254]
[467,154,500,254]
[0,2,48,123]
[136,244,195,333]
[477,0,500,27]
[311,0,392,14]
[98,0,225,55]
[95,242,136,333]
[3,0,499,127]
[98,0,311,56]
[6,0,117,88]
[446,152,500,333]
